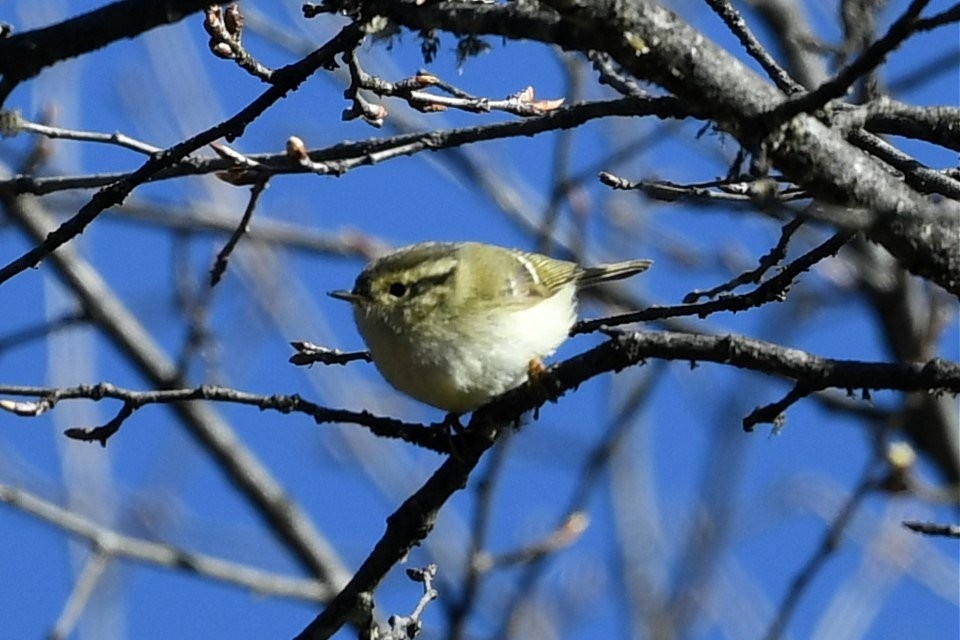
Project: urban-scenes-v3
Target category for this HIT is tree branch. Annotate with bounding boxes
[0,382,450,453]
[0,0,214,105]
[293,328,958,636]
[332,0,960,293]
[0,23,364,287]
[3,96,692,196]
[0,484,333,602]
[0,188,354,597]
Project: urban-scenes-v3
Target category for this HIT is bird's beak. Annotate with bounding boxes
[328,289,362,303]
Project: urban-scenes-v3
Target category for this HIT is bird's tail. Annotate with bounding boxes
[579,259,652,288]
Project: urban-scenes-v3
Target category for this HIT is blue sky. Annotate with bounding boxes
[0,1,957,639]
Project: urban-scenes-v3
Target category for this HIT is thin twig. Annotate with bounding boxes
[343,50,566,124]
[0,382,450,453]
[203,4,275,82]
[768,0,931,124]
[588,51,646,96]
[210,177,269,286]
[1,111,161,155]
[914,3,960,31]
[289,341,373,366]
[381,565,439,639]
[64,400,135,446]
[575,231,854,333]
[5,97,693,196]
[742,381,813,430]
[703,0,803,94]
[684,217,805,302]
[847,128,960,198]
[902,521,960,538]
[599,172,808,204]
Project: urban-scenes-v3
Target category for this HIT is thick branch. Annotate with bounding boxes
[852,99,960,151]
[294,328,958,636]
[335,0,960,293]
[0,0,213,104]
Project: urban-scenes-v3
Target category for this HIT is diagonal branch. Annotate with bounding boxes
[702,0,803,94]
[768,0,931,124]
[0,23,364,287]
[293,327,958,637]
[574,230,855,333]
[0,0,214,105]
[0,187,354,598]
[0,484,333,603]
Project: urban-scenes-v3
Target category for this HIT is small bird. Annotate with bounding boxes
[330,242,652,413]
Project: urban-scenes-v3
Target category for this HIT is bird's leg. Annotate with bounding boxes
[526,357,557,420]
[527,357,547,382]
[442,411,466,434]
[437,412,466,461]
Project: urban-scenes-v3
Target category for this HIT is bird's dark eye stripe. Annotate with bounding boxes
[409,268,456,296]
[380,267,455,300]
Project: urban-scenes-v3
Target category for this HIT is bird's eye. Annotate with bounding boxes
[388,282,408,297]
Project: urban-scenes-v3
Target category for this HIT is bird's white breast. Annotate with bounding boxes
[355,283,578,412]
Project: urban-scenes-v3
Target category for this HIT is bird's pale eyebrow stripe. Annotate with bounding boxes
[514,253,540,285]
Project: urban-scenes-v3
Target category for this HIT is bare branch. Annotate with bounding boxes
[0,24,364,287]
[344,50,565,122]
[599,172,809,204]
[1,110,161,155]
[742,382,812,430]
[767,0,932,124]
[203,4,276,82]
[575,230,854,333]
[702,0,803,94]
[63,400,135,447]
[289,341,373,366]
[3,97,693,196]
[379,565,439,640]
[0,484,333,602]
[684,217,805,302]
[902,521,960,538]
[837,98,960,151]
[210,177,270,286]
[0,0,214,105]
[0,382,450,453]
